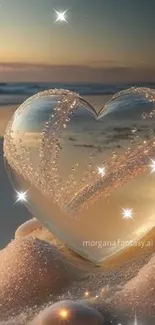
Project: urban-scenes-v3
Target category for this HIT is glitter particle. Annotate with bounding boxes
[122,208,133,219]
[97,166,106,177]
[59,308,69,319]
[53,9,68,24]
[15,190,28,203]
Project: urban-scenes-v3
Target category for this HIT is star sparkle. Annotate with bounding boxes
[122,208,133,219]
[133,312,138,325]
[53,9,68,24]
[15,190,28,204]
[97,166,106,177]
[150,158,155,173]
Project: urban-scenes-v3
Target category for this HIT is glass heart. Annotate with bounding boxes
[3,88,155,264]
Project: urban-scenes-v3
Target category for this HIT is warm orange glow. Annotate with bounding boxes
[59,308,69,319]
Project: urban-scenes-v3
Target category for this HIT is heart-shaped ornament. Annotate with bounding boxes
[3,88,155,264]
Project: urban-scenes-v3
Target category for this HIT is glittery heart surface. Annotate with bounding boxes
[3,88,155,264]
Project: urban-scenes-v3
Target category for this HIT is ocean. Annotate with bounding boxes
[0,81,155,106]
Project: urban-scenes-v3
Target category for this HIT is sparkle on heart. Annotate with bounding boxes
[3,87,155,263]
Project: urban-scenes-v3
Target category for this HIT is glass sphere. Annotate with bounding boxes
[31,300,104,325]
[3,88,155,264]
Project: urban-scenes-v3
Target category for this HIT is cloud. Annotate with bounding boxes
[0,63,155,83]
[88,59,124,67]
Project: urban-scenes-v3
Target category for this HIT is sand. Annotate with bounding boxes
[0,237,81,321]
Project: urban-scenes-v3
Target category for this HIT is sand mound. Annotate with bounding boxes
[114,252,155,318]
[0,238,77,321]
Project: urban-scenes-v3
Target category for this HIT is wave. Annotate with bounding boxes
[0,82,155,105]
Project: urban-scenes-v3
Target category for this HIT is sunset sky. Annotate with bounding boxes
[0,0,155,82]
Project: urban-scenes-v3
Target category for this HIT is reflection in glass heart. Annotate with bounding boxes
[3,88,155,264]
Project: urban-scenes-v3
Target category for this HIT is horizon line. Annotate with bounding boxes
[0,80,155,85]
[0,62,155,70]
